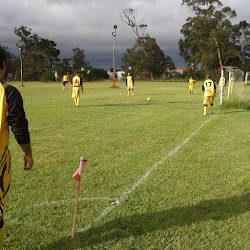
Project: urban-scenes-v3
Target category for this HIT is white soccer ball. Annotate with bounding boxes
[147,97,151,101]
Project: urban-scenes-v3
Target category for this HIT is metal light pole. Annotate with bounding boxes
[19,47,23,87]
[112,25,117,87]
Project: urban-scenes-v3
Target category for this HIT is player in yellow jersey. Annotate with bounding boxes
[188,76,195,94]
[0,47,33,248]
[218,76,225,94]
[202,74,216,115]
[229,76,234,94]
[126,72,135,96]
[71,72,83,107]
[62,74,69,89]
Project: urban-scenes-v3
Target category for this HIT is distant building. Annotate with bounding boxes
[107,70,125,80]
[167,67,188,76]
[173,67,188,74]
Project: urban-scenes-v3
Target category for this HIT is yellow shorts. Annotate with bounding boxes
[189,86,193,91]
[127,84,133,90]
[72,87,80,99]
[203,96,214,105]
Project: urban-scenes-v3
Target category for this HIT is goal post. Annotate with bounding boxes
[245,72,250,85]
[219,66,244,105]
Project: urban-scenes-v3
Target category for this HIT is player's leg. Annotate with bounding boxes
[74,98,77,106]
[127,86,130,96]
[209,97,214,114]
[131,87,134,95]
[203,97,209,115]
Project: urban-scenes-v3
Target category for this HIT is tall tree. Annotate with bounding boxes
[14,26,60,81]
[179,0,250,74]
[0,46,19,79]
[55,58,72,80]
[72,47,87,72]
[121,37,175,79]
[121,8,174,79]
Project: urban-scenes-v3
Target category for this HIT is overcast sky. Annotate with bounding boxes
[0,0,249,69]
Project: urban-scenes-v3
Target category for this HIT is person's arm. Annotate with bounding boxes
[19,143,33,170]
[80,78,83,92]
[4,84,33,170]
[125,77,127,86]
[132,77,135,85]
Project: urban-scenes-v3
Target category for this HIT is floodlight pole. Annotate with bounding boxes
[19,47,23,87]
[112,25,117,87]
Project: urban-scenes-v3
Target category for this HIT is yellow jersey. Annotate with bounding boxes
[62,75,68,81]
[189,78,195,87]
[126,76,134,86]
[72,76,81,87]
[203,79,216,97]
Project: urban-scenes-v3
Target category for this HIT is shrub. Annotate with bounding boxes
[39,69,55,82]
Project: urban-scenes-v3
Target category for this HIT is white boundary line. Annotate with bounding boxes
[80,115,215,232]
[33,197,118,207]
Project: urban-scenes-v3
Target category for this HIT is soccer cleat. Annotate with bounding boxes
[132,93,134,96]
[210,111,214,114]
[203,113,206,115]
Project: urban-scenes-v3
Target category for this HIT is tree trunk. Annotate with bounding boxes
[150,71,154,80]
[213,36,223,70]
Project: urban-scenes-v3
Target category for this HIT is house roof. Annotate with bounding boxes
[175,67,188,71]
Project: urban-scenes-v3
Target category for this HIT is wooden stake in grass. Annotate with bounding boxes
[71,156,87,239]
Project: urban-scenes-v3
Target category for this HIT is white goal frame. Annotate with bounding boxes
[245,72,250,85]
[219,66,244,105]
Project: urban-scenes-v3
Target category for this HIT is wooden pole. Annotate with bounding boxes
[71,183,80,239]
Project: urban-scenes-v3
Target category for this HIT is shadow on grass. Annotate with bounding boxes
[44,193,249,249]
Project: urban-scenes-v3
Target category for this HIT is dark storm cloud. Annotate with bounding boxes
[0,0,248,69]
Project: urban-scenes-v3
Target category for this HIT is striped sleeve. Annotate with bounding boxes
[4,84,30,145]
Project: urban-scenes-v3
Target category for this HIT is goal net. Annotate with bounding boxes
[219,66,244,105]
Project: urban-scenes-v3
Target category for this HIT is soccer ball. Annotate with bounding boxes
[147,97,151,101]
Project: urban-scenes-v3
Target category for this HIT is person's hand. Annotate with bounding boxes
[24,153,33,170]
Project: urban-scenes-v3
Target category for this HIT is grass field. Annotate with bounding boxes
[3,80,250,249]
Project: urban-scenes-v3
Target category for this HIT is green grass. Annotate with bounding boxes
[3,80,250,249]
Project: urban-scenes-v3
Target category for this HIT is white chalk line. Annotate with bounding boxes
[8,218,60,235]
[33,197,118,207]
[6,197,118,236]
[80,115,215,232]
[7,197,117,216]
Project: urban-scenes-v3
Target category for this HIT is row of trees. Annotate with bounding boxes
[179,0,250,78]
[2,0,250,81]
[3,26,89,81]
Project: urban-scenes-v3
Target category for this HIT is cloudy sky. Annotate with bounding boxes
[0,0,249,69]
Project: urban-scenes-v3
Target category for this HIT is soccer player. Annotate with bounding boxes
[218,76,225,94]
[62,74,69,89]
[229,76,234,94]
[71,72,83,107]
[188,76,195,94]
[126,72,135,96]
[202,74,216,115]
[0,46,33,248]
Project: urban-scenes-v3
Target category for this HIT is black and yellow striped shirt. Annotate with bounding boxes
[0,81,30,217]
